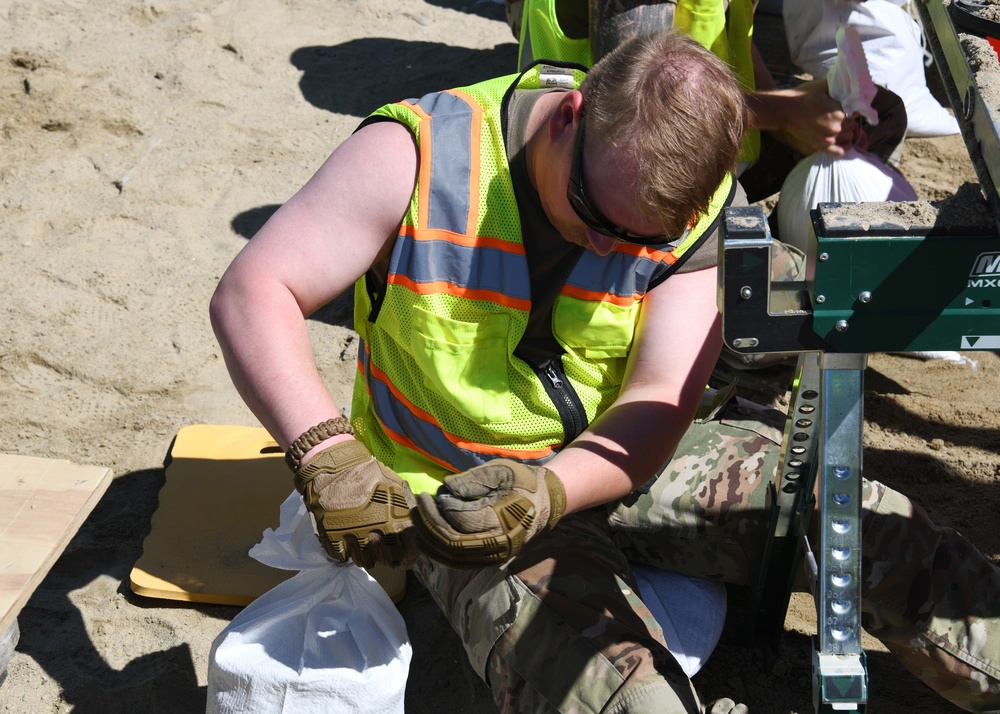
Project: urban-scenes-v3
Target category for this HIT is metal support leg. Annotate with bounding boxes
[812,353,867,713]
[745,351,869,712]
[745,352,818,646]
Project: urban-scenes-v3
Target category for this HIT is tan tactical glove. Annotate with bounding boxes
[293,440,417,569]
[413,459,566,569]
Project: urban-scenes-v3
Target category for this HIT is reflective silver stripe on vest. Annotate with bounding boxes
[413,92,474,234]
[359,339,555,471]
[389,237,531,300]
[566,249,665,297]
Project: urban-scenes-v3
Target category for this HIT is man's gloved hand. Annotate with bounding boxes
[413,459,566,569]
[293,440,417,569]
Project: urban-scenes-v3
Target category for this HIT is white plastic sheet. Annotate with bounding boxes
[890,351,979,368]
[826,25,878,126]
[206,491,411,714]
[784,0,959,137]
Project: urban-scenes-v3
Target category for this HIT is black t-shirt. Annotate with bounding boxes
[505,88,584,367]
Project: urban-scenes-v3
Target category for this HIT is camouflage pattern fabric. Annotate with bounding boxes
[859,483,1000,712]
[413,390,1000,713]
[414,508,705,714]
[606,392,784,587]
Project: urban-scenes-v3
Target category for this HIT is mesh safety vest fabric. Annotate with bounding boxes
[517,0,760,166]
[351,63,734,494]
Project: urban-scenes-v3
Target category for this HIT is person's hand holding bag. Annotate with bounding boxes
[287,419,417,569]
[414,459,566,568]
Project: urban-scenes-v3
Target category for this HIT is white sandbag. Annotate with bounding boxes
[207,491,411,714]
[777,30,919,252]
[777,147,918,252]
[0,620,18,689]
[630,564,727,678]
[784,0,959,137]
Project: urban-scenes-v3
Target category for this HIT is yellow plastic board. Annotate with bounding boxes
[129,425,295,606]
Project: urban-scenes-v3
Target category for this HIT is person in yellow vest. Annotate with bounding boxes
[211,28,1000,714]
[513,0,906,391]
[512,0,907,202]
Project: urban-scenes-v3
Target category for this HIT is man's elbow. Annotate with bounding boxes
[208,272,240,340]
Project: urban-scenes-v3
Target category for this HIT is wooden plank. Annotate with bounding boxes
[0,454,113,635]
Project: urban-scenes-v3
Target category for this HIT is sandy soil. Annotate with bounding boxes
[1,1,998,712]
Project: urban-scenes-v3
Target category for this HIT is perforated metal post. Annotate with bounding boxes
[812,353,867,713]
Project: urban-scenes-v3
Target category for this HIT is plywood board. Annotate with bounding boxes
[0,454,113,636]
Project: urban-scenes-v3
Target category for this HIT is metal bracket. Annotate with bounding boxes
[718,206,832,355]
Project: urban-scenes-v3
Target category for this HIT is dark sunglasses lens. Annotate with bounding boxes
[570,194,614,238]
[568,116,673,246]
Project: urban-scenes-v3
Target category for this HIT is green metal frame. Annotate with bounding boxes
[719,202,998,712]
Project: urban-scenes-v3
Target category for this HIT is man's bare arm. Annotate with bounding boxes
[209,120,419,451]
[546,265,723,513]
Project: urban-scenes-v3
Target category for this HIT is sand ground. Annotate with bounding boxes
[1,0,998,712]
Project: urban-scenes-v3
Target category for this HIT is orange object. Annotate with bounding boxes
[989,35,1000,62]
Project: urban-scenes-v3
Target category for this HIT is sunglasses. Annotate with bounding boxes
[566,112,690,247]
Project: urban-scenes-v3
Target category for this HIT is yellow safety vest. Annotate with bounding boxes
[351,63,735,494]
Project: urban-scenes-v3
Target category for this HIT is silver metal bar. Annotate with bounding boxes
[813,353,868,712]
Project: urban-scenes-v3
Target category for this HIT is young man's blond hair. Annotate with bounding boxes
[583,30,746,236]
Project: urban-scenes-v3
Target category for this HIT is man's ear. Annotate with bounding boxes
[548,90,584,143]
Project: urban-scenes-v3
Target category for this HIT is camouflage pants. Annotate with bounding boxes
[414,391,1000,713]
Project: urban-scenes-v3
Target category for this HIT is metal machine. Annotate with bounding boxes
[720,1,1000,710]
